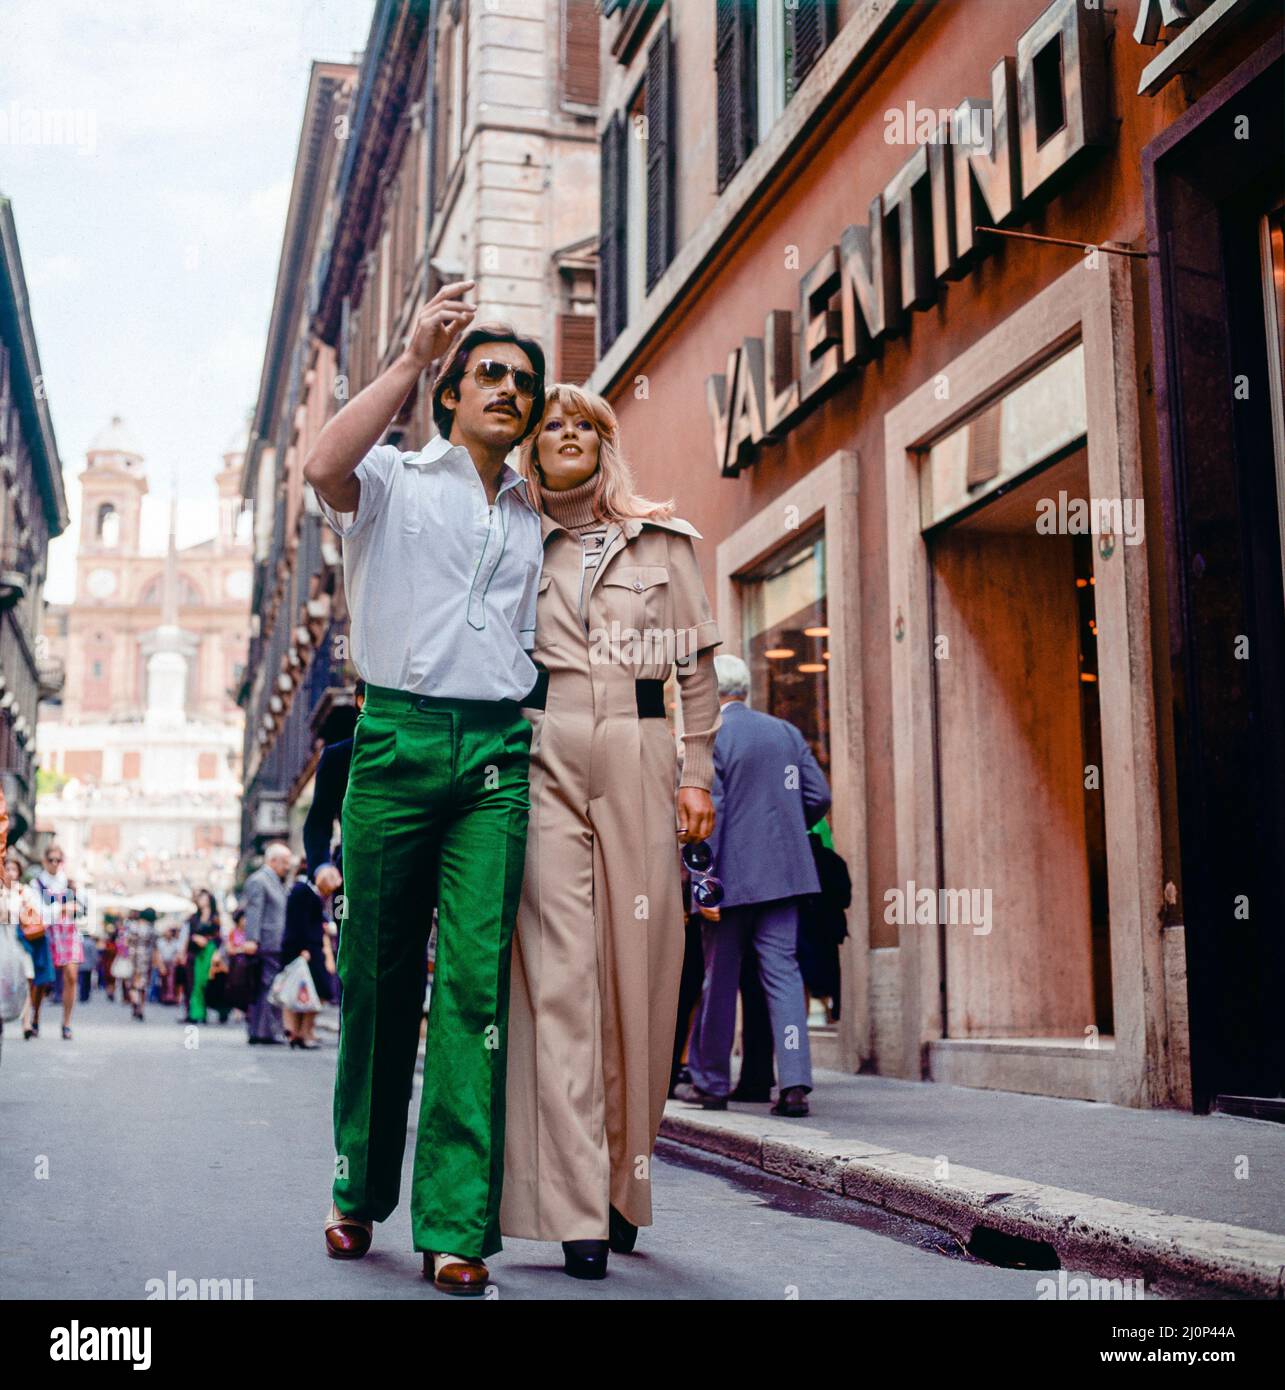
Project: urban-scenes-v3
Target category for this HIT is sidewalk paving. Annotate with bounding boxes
[660,1068,1285,1297]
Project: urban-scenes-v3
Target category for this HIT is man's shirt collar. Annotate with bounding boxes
[405,433,536,513]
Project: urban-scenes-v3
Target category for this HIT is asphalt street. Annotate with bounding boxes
[2,1000,1055,1301]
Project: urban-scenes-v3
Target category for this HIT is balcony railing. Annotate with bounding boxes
[0,542,33,612]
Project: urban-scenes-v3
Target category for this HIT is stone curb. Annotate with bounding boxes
[659,1107,1285,1298]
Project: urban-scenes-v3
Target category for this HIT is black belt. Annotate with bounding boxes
[521,667,665,718]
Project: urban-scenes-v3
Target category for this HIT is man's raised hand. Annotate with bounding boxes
[406,280,476,369]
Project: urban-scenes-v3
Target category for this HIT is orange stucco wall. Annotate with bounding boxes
[601,0,1276,950]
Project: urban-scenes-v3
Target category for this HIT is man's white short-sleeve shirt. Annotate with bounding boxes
[316,433,543,701]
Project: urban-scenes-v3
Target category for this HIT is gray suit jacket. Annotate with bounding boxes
[707,701,832,910]
[242,864,287,955]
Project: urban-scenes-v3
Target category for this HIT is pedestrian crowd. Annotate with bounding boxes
[0,804,343,1052]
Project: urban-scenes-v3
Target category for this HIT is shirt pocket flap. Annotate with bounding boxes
[538,573,553,592]
[601,565,670,593]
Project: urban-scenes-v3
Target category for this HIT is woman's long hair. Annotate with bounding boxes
[194,888,221,927]
[516,383,674,524]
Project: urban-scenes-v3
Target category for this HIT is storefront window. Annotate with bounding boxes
[739,526,830,778]
[739,526,835,1027]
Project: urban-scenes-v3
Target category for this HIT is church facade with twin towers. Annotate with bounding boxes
[35,416,252,898]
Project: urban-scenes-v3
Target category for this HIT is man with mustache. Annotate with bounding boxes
[303,282,546,1294]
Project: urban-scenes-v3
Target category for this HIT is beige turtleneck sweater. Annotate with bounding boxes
[541,476,720,791]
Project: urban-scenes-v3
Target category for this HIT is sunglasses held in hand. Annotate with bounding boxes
[682,840,724,909]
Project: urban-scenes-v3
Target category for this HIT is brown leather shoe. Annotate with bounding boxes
[324,1202,373,1260]
[770,1085,811,1117]
[423,1251,489,1295]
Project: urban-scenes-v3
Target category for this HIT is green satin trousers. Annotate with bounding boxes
[331,684,532,1259]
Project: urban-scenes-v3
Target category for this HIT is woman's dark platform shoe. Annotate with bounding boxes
[562,1239,609,1279]
[608,1205,638,1254]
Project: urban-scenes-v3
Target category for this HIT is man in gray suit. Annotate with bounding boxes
[242,842,293,1045]
[677,654,831,1117]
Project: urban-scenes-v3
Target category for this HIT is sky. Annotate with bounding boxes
[0,0,376,601]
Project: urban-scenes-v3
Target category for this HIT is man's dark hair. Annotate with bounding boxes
[430,322,546,444]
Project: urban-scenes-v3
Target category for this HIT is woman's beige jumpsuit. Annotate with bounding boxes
[500,512,722,1240]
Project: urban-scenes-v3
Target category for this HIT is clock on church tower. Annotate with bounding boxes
[85,567,118,599]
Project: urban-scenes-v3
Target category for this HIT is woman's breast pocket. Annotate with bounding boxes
[596,565,673,670]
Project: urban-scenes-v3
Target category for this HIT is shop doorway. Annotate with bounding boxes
[887,260,1166,1105]
[1145,44,1285,1115]
[927,447,1112,1040]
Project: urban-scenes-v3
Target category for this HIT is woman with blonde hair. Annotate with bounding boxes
[500,383,723,1279]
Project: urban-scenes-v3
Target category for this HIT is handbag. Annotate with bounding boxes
[111,955,134,981]
[223,954,259,1011]
[204,967,227,1013]
[18,894,45,941]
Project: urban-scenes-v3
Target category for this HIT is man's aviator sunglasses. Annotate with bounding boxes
[472,358,539,398]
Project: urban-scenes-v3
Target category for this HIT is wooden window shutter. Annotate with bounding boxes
[598,111,627,355]
[562,0,600,109]
[459,0,469,149]
[558,312,598,384]
[715,0,757,194]
[644,18,675,293]
[788,0,835,100]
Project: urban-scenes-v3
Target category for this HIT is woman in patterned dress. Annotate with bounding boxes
[34,845,83,1040]
[124,910,159,1021]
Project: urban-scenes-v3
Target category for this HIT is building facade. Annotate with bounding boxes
[36,421,251,897]
[588,0,1284,1112]
[0,193,70,856]
[238,60,358,862]
[240,0,601,866]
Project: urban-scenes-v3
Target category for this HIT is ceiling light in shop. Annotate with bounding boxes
[798,663,826,674]
[803,626,830,637]
[764,648,795,659]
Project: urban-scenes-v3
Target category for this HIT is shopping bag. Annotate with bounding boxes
[269,956,320,1014]
[111,955,134,981]
[0,925,28,1022]
[291,964,321,1014]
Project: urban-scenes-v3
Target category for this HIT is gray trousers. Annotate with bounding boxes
[687,898,813,1097]
[246,950,284,1042]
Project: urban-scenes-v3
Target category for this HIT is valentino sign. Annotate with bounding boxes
[707,0,1112,475]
